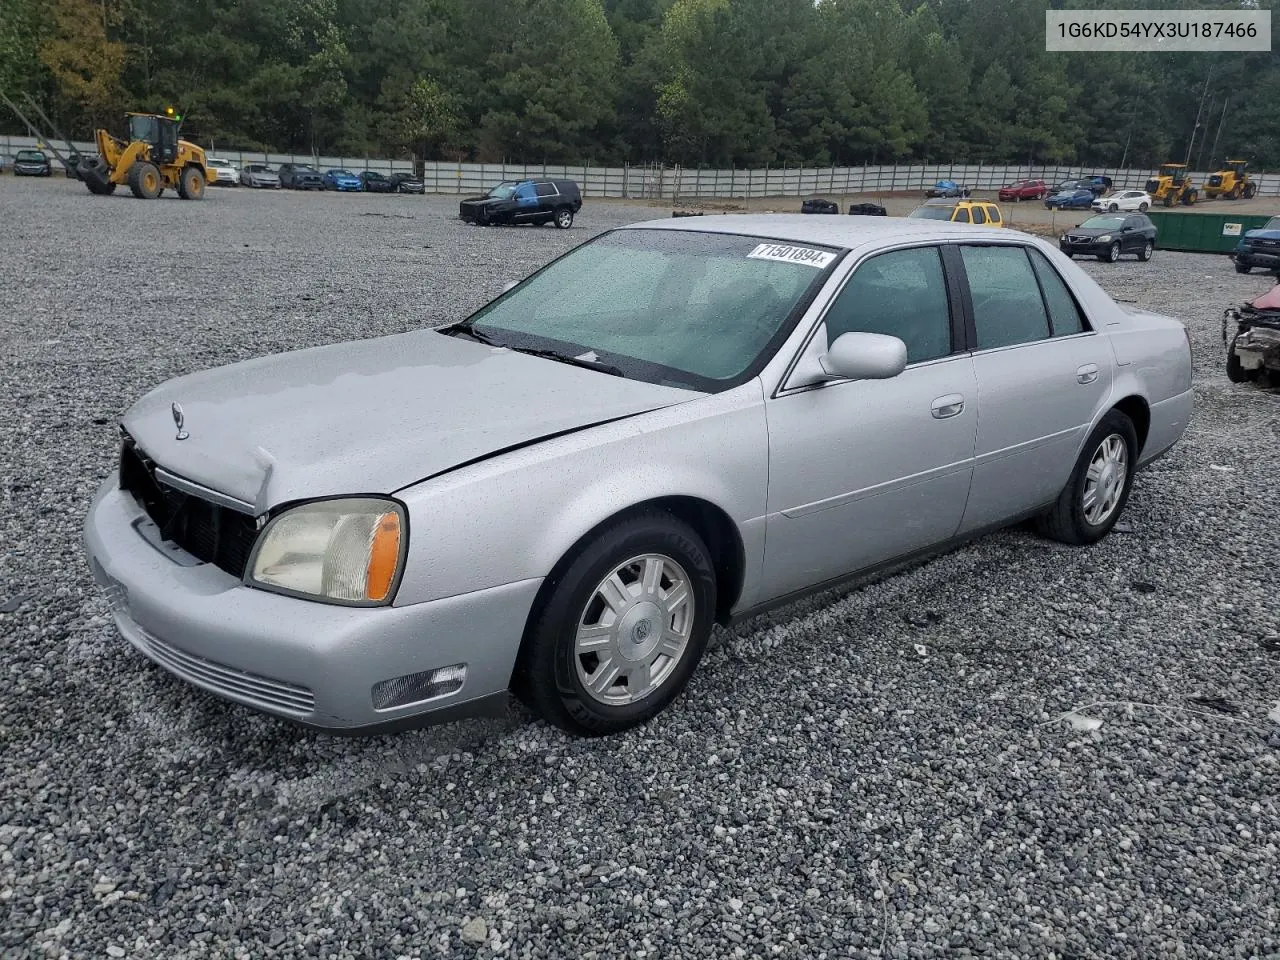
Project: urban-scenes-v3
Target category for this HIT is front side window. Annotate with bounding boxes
[464,230,838,390]
[960,246,1051,350]
[822,246,953,364]
[972,207,987,225]
[954,208,971,223]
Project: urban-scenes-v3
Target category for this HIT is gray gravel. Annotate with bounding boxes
[2,177,1279,959]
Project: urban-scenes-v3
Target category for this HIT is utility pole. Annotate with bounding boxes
[1184,65,1214,167]
[1208,95,1230,170]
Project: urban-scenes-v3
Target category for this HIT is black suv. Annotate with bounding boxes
[278,163,325,190]
[459,179,582,228]
[1059,212,1157,263]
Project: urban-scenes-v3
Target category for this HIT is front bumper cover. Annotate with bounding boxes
[84,480,542,733]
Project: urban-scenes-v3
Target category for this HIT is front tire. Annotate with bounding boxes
[1139,202,1149,212]
[1036,411,1138,545]
[516,511,716,735]
[554,206,574,229]
[1108,203,1118,212]
[127,161,162,199]
[1235,262,1252,274]
[1104,242,1121,263]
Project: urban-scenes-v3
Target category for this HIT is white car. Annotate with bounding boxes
[1092,190,1150,213]
[206,157,240,186]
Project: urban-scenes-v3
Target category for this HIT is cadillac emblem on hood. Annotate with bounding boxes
[172,402,189,440]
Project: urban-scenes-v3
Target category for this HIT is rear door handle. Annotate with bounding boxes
[931,394,965,419]
[1076,363,1099,384]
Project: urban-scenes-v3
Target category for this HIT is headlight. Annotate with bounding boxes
[247,497,406,605]
[1096,234,1112,243]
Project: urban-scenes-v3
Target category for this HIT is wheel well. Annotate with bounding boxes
[528,497,746,629]
[1112,395,1150,456]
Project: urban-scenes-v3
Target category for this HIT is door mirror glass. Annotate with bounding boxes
[819,332,908,381]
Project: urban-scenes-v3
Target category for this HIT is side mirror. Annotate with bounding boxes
[819,332,908,381]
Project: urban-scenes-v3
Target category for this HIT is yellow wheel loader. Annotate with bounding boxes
[1144,163,1199,207]
[1202,160,1257,201]
[78,110,209,200]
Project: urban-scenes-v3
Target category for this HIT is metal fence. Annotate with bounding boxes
[5,134,1278,199]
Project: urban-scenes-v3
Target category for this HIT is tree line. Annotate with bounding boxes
[1,0,1277,171]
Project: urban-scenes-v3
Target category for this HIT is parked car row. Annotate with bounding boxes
[201,157,426,193]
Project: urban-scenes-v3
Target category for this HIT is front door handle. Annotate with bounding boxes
[1076,363,1099,384]
[931,394,965,419]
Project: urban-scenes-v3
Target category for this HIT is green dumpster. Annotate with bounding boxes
[1146,211,1275,254]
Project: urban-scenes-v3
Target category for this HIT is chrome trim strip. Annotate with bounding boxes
[153,467,257,515]
[780,460,972,519]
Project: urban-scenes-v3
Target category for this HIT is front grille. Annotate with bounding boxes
[1067,235,1092,243]
[1254,238,1280,249]
[136,627,316,715]
[119,435,259,578]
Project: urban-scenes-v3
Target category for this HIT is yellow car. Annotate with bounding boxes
[907,198,1005,227]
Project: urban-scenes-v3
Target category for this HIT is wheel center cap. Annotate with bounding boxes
[618,601,664,661]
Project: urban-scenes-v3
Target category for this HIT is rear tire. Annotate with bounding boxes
[127,161,162,199]
[178,165,206,200]
[515,510,716,736]
[1236,263,1252,274]
[1036,410,1138,546]
[1138,241,1153,262]
[1244,182,1258,199]
[554,206,574,229]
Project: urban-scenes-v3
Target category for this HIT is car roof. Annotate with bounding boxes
[626,214,1015,251]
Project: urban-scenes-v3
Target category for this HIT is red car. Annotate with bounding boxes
[998,179,1047,202]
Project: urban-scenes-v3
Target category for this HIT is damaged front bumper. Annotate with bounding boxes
[1224,305,1280,376]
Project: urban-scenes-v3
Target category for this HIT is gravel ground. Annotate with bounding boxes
[2,178,1279,960]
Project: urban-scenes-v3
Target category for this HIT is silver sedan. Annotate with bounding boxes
[84,216,1193,735]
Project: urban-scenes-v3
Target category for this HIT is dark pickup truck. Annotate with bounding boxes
[459,179,582,228]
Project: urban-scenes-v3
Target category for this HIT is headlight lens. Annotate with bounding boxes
[248,497,406,605]
[1096,234,1112,243]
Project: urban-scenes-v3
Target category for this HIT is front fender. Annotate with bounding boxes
[391,382,769,608]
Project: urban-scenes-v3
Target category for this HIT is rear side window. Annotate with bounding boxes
[534,182,558,197]
[971,206,987,225]
[960,246,1051,350]
[823,246,953,364]
[1028,249,1086,335]
[988,205,1002,224]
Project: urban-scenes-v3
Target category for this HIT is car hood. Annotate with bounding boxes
[461,196,503,206]
[1243,228,1280,241]
[1064,226,1114,237]
[121,330,698,512]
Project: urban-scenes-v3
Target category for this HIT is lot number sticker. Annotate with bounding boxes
[748,243,836,268]
[1223,223,1242,237]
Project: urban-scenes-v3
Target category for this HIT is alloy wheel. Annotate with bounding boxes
[1082,434,1128,526]
[573,553,693,706]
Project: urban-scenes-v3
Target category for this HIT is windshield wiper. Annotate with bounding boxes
[509,347,624,377]
[438,322,501,346]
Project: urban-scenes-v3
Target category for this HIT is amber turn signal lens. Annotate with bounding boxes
[365,512,401,602]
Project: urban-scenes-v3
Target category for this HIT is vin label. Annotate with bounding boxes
[1046,10,1270,52]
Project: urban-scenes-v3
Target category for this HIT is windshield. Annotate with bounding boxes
[1082,216,1125,230]
[907,206,954,220]
[462,229,838,390]
[16,150,44,161]
[1266,217,1280,231]
[486,182,518,199]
